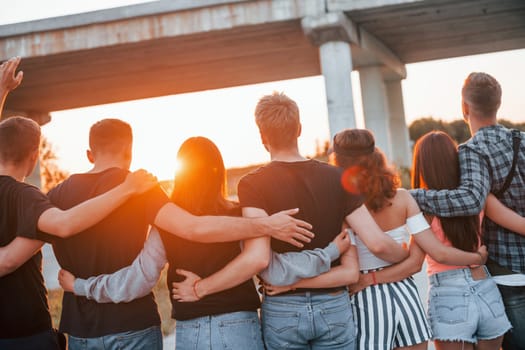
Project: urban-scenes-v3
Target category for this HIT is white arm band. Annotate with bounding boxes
[406,213,430,235]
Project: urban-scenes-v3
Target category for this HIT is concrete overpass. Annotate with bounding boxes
[1,0,524,167]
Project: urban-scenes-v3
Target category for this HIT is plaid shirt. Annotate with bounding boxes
[411,125,525,273]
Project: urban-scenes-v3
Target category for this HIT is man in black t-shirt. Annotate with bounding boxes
[0,58,158,350]
[170,92,409,349]
[47,118,314,350]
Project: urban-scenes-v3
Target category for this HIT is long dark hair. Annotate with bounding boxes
[333,129,400,212]
[170,136,237,216]
[411,131,480,252]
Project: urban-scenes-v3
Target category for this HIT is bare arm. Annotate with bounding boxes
[171,207,271,302]
[406,195,487,266]
[0,57,23,114]
[485,193,525,236]
[59,228,167,303]
[154,204,313,247]
[264,245,359,294]
[38,170,157,238]
[346,205,409,263]
[0,237,43,276]
[349,237,424,294]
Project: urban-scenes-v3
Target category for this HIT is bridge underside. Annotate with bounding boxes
[1,0,524,113]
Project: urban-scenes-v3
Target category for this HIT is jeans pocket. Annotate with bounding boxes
[176,322,201,350]
[479,282,506,318]
[261,309,300,349]
[218,315,264,350]
[115,326,162,350]
[67,336,87,350]
[319,302,354,345]
[430,290,468,325]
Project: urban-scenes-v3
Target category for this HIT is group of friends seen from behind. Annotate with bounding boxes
[0,56,524,350]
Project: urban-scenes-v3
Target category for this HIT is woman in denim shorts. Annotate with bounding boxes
[412,131,514,350]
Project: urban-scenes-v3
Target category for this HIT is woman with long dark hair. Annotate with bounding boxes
[412,131,513,350]
[159,136,263,349]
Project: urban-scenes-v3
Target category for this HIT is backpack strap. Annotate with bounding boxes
[493,129,521,197]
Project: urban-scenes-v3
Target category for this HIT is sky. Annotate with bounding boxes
[1,1,524,180]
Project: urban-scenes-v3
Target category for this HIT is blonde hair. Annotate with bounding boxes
[462,72,501,118]
[255,92,300,149]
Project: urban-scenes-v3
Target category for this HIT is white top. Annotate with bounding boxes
[354,225,410,271]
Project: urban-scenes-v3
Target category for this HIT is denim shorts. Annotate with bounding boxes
[428,266,512,343]
[68,325,162,350]
[261,291,356,350]
[175,311,264,350]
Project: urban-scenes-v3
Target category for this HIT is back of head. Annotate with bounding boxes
[333,128,399,212]
[462,72,501,119]
[255,92,300,149]
[411,131,480,251]
[411,131,459,190]
[171,136,234,215]
[89,119,132,156]
[0,116,41,164]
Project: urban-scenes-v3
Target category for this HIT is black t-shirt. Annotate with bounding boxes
[238,160,363,287]
[0,175,55,338]
[47,168,169,337]
[159,205,260,321]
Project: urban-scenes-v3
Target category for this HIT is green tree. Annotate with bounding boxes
[408,117,448,142]
[409,117,525,145]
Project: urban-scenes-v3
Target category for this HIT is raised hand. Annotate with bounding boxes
[123,169,158,195]
[172,269,202,302]
[264,208,314,248]
[58,269,76,293]
[0,57,23,93]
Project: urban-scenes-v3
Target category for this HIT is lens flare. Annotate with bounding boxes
[341,166,362,194]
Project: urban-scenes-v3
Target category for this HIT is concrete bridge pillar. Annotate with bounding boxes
[385,79,412,167]
[302,13,358,139]
[359,65,393,160]
[1,109,52,188]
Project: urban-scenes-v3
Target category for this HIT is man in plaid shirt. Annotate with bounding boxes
[411,72,524,350]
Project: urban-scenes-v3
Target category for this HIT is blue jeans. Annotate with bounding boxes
[68,325,162,350]
[428,267,511,344]
[498,284,525,350]
[0,329,62,350]
[261,291,356,350]
[175,311,264,350]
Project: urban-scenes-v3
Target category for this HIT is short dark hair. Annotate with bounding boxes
[462,72,501,118]
[0,116,41,164]
[89,118,132,155]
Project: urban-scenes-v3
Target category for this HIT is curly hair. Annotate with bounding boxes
[333,129,400,212]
